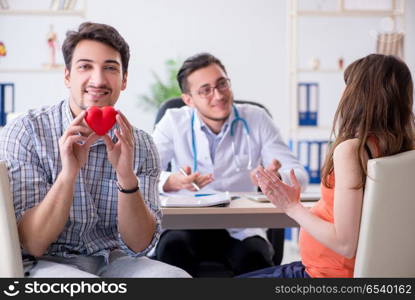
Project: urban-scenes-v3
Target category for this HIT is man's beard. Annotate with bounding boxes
[198,98,233,122]
[201,113,230,122]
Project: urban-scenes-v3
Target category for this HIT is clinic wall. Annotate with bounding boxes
[0,0,414,138]
[0,0,288,136]
[86,0,289,135]
[406,0,415,76]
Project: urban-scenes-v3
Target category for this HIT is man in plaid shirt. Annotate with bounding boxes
[0,22,189,278]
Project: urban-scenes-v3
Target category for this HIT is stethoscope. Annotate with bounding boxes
[191,104,252,172]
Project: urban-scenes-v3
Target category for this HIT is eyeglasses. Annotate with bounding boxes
[194,78,231,99]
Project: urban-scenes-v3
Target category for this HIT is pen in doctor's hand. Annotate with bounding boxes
[179,167,201,191]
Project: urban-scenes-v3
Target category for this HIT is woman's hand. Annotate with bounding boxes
[256,168,302,214]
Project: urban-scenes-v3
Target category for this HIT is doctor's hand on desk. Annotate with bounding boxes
[250,158,282,187]
[163,165,214,192]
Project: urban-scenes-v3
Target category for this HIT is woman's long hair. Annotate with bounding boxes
[321,54,415,188]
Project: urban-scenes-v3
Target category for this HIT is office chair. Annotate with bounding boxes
[154,98,272,125]
[0,161,24,277]
[354,150,415,277]
[154,97,284,277]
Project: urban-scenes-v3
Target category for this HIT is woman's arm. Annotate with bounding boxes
[257,139,364,258]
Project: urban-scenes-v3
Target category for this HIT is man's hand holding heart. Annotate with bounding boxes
[59,110,100,180]
[85,106,137,190]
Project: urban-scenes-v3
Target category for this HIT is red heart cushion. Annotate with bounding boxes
[85,106,118,136]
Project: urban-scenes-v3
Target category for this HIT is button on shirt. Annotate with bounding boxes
[0,99,162,261]
[152,103,309,241]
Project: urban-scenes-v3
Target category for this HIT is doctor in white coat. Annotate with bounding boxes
[152,53,308,277]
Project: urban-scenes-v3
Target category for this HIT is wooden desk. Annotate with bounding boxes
[161,188,320,229]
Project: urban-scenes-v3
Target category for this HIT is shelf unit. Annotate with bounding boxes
[296,10,404,17]
[0,0,86,73]
[0,67,65,73]
[295,68,343,73]
[288,0,406,183]
[0,0,87,125]
[0,9,85,16]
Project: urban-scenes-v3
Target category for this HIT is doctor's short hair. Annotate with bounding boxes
[62,22,130,76]
[177,53,227,93]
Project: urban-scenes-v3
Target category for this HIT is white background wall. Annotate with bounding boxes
[0,0,414,139]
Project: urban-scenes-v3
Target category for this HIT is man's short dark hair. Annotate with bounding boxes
[62,22,130,76]
[177,53,227,93]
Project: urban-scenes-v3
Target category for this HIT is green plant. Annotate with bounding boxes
[139,59,182,110]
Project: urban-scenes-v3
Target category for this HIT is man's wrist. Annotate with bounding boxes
[116,179,139,193]
[117,173,139,191]
[58,169,78,184]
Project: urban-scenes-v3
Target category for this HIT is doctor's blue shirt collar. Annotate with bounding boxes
[192,106,234,137]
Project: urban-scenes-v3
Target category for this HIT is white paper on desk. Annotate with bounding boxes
[245,193,269,202]
[245,191,320,203]
[160,191,231,207]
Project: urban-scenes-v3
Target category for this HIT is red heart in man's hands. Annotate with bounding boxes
[85,106,118,136]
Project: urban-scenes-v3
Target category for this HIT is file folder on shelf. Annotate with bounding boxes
[294,140,329,184]
[298,82,319,126]
[0,83,15,126]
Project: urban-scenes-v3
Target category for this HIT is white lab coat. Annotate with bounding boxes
[152,103,309,241]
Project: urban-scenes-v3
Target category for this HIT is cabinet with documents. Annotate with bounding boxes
[288,0,406,184]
